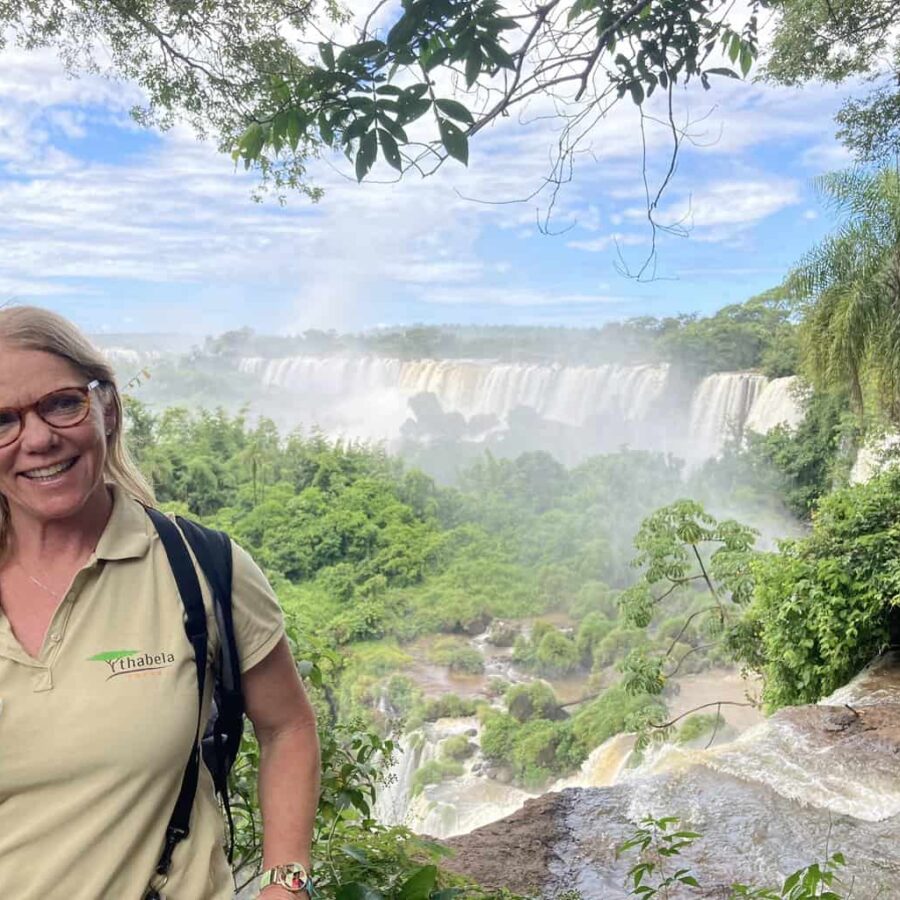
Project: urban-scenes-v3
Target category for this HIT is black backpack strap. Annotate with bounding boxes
[176,517,239,702]
[144,506,209,899]
[175,516,243,861]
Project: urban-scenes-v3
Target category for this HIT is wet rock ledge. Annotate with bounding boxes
[440,791,570,896]
[439,652,900,899]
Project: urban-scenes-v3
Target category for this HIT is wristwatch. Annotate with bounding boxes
[259,862,311,894]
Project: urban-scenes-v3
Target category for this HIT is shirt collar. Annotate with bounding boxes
[94,484,153,561]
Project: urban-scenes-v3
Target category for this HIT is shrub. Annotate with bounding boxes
[410,759,464,796]
[505,682,562,723]
[592,627,649,669]
[510,719,584,786]
[737,468,900,709]
[676,713,725,745]
[511,634,534,666]
[413,694,479,726]
[383,675,422,719]
[534,629,581,676]
[570,685,665,752]
[513,625,582,676]
[487,620,519,647]
[428,637,485,674]
[441,734,476,761]
[479,710,518,762]
[576,613,615,663]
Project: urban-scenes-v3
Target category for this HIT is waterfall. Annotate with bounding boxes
[112,351,813,463]
[238,356,671,436]
[101,347,159,368]
[552,733,636,790]
[374,716,535,839]
[374,729,441,826]
[625,652,900,823]
[437,654,900,898]
[687,372,769,459]
[744,376,805,434]
[850,433,900,484]
[238,356,811,459]
[405,771,534,839]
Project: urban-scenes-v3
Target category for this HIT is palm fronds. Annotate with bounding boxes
[787,167,900,422]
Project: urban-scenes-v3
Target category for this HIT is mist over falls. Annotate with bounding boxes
[104,342,805,468]
[236,357,802,463]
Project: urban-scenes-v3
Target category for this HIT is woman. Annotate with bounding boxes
[0,306,319,899]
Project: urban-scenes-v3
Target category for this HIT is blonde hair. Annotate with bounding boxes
[0,305,156,553]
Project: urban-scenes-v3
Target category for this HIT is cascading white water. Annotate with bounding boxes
[744,376,805,434]
[239,356,671,434]
[552,733,636,790]
[374,716,534,839]
[237,356,812,458]
[625,652,900,823]
[101,347,160,367]
[688,372,769,459]
[374,729,442,826]
[850,433,900,484]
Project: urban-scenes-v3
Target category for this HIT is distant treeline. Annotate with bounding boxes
[203,290,798,377]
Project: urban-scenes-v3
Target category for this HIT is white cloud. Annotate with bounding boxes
[801,141,853,171]
[423,286,626,307]
[631,177,802,240]
[567,233,646,253]
[0,21,853,329]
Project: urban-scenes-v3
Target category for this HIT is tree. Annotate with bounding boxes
[764,0,900,166]
[658,288,798,376]
[1,0,763,202]
[786,168,900,423]
[617,500,759,718]
[741,466,900,710]
[8,2,900,227]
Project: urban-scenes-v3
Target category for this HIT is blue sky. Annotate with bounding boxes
[0,25,853,337]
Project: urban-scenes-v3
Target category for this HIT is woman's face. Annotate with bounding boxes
[0,345,113,527]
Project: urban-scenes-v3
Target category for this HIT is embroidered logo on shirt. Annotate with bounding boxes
[88,649,176,679]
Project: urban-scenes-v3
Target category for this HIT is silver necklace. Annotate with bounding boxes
[16,563,64,602]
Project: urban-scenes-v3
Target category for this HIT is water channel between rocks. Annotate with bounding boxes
[375,622,764,841]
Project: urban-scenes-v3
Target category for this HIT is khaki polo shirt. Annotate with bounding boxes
[0,486,284,899]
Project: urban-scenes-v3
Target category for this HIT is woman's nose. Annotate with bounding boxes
[18,410,59,451]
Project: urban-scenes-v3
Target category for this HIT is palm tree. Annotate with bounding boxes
[787,167,900,423]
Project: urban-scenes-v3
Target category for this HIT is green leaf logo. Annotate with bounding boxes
[88,650,138,662]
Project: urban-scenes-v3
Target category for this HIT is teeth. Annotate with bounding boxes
[23,459,74,479]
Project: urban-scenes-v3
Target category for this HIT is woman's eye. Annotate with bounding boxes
[41,393,86,418]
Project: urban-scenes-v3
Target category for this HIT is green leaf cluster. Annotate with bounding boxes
[736,467,900,709]
[618,817,850,899]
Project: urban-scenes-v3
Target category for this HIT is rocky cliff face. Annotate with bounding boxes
[440,652,900,898]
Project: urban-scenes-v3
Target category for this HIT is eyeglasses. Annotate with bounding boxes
[0,380,103,449]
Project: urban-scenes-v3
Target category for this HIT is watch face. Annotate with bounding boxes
[277,864,308,890]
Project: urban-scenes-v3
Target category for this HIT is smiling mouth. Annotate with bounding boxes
[20,458,78,481]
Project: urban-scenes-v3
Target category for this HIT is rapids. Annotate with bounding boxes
[374,648,762,840]
[441,651,900,898]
